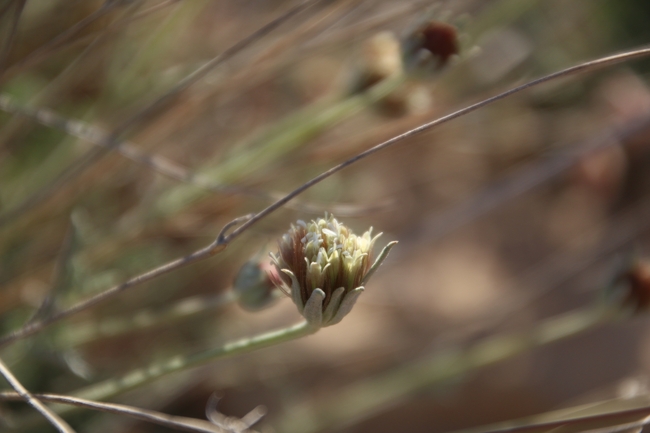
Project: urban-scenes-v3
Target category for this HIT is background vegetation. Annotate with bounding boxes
[1,0,650,432]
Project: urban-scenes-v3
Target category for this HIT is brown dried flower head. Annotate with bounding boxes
[403,20,460,73]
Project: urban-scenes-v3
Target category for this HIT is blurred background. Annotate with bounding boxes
[2,0,650,432]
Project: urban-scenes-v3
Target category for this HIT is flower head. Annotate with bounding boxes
[270,214,397,327]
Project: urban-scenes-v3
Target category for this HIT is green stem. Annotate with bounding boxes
[74,320,316,402]
[278,305,619,433]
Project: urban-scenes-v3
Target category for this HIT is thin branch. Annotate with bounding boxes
[0,0,26,75]
[0,357,76,433]
[0,0,121,83]
[110,0,325,140]
[0,0,148,228]
[0,93,387,215]
[454,404,650,433]
[1,0,181,84]
[0,234,226,348]
[0,391,253,433]
[0,0,326,228]
[221,46,650,244]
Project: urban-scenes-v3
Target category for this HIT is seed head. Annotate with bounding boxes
[270,214,397,327]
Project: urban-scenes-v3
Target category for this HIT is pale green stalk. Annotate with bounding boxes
[277,304,620,433]
[74,320,316,402]
[16,320,317,428]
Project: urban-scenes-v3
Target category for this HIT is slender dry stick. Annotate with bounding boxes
[0,0,26,75]
[0,233,227,348]
[221,46,650,244]
[454,399,650,433]
[0,0,121,83]
[0,357,76,433]
[0,391,243,433]
[0,0,327,228]
[0,94,385,217]
[0,0,148,227]
[110,0,326,139]
[1,0,180,84]
[1,46,649,349]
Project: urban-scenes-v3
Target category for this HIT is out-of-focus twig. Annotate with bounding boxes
[0,0,26,75]
[452,397,650,433]
[0,356,76,433]
[0,93,387,217]
[0,391,255,433]
[220,46,650,245]
[111,0,326,140]
[1,0,181,85]
[0,0,327,228]
[0,0,148,227]
[0,0,121,83]
[0,231,228,348]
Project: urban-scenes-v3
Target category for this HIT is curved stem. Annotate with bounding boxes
[223,45,650,244]
[74,321,316,403]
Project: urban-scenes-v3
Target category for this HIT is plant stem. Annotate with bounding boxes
[0,356,76,433]
[74,320,316,402]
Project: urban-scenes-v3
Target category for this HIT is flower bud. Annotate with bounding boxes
[270,214,397,327]
[233,259,279,311]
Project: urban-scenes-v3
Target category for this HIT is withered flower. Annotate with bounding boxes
[403,20,460,73]
[606,258,650,313]
[270,214,397,327]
